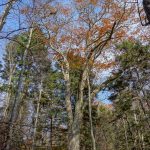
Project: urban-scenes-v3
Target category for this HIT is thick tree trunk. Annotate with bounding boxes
[143,0,150,24]
[61,62,79,150]
[68,83,83,150]
[87,74,96,150]
[68,101,82,150]
[63,62,73,127]
[68,67,88,150]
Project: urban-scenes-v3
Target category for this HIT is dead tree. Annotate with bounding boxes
[143,0,150,25]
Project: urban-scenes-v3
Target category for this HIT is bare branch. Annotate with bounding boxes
[0,0,18,31]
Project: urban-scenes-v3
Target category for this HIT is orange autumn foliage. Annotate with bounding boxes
[90,0,98,5]
[67,51,86,70]
[60,7,71,16]
[66,51,115,71]
[76,0,98,5]
[76,0,83,3]
[60,35,71,43]
[47,0,137,75]
[94,61,116,70]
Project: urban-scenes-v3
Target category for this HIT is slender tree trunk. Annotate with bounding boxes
[141,133,145,150]
[48,116,53,150]
[3,73,13,117]
[8,27,33,124]
[3,47,16,117]
[5,27,33,150]
[135,69,150,127]
[123,118,129,150]
[0,0,17,31]
[87,74,96,150]
[134,112,145,150]
[32,79,43,150]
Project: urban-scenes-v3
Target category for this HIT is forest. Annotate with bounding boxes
[0,0,149,150]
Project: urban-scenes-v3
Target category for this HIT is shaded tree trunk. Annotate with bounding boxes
[32,79,43,150]
[3,44,16,117]
[87,73,96,150]
[3,73,13,117]
[123,118,129,150]
[68,67,88,150]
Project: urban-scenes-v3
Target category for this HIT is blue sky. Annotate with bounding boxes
[97,90,111,104]
[0,0,30,61]
[0,0,112,104]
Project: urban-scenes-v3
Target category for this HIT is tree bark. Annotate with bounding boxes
[0,0,17,31]
[63,61,73,127]
[87,74,96,150]
[5,27,33,150]
[32,79,43,150]
[3,46,16,117]
[123,118,129,150]
[3,73,13,117]
[68,67,88,150]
